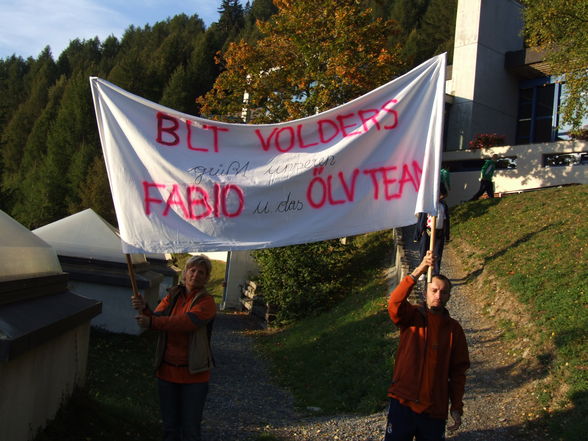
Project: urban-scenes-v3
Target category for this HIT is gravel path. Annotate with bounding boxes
[202,227,549,440]
[202,312,298,440]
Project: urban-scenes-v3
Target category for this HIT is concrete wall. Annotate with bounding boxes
[0,324,90,441]
[443,140,588,206]
[222,250,259,310]
[70,277,161,334]
[446,0,524,150]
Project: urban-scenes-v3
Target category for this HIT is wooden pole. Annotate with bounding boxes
[125,253,140,298]
[427,216,437,283]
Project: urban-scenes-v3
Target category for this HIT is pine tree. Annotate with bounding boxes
[411,0,457,65]
[56,38,102,78]
[0,55,30,132]
[218,0,245,35]
[42,72,99,221]
[241,0,278,43]
[10,77,67,227]
[98,36,121,75]
[0,55,31,208]
[390,0,430,36]
[1,47,57,192]
[78,155,117,226]
[107,25,154,98]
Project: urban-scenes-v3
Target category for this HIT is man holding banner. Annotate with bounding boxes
[384,251,470,440]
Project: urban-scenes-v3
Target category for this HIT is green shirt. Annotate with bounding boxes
[480,159,496,181]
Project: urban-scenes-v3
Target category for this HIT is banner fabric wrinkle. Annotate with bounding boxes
[90,54,446,253]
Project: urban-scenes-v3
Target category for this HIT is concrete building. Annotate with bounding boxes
[145,252,181,299]
[0,210,101,441]
[222,250,258,310]
[33,209,163,334]
[443,0,587,206]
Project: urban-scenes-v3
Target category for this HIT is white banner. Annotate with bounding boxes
[90,54,445,253]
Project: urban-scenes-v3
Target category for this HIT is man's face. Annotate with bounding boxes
[184,263,209,292]
[426,277,451,310]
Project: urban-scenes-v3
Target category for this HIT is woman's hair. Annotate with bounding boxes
[184,254,212,277]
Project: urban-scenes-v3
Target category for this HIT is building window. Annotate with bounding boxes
[543,152,588,167]
[444,157,517,173]
[516,78,558,144]
[516,77,588,144]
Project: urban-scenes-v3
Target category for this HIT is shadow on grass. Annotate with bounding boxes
[34,388,160,441]
[346,230,396,285]
[263,311,396,415]
[450,268,483,287]
[452,198,503,224]
[34,329,161,441]
[465,351,551,395]
[451,222,557,286]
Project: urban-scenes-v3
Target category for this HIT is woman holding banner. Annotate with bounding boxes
[132,255,216,441]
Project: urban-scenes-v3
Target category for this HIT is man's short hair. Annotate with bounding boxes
[432,274,452,293]
[184,254,212,277]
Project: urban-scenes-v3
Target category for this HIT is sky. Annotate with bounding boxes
[0,0,221,59]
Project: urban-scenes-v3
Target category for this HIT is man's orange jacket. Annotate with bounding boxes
[387,275,470,420]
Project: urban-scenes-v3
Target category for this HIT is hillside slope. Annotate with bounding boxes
[449,184,587,440]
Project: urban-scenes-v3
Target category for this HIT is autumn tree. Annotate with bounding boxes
[199,0,404,320]
[522,0,588,130]
[199,0,404,123]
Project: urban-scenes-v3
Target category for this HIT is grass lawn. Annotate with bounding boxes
[449,184,587,440]
[34,329,162,441]
[255,229,398,415]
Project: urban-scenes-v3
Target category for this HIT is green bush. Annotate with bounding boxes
[253,238,358,322]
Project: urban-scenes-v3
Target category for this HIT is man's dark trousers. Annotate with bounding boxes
[384,398,446,441]
[470,179,494,200]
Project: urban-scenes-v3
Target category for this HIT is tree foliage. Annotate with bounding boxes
[522,0,588,130]
[0,0,455,241]
[254,239,358,322]
[198,0,407,320]
[199,0,404,123]
[0,11,236,227]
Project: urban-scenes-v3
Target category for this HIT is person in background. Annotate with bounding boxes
[132,255,216,441]
[384,251,470,441]
[414,186,450,276]
[469,154,498,200]
[440,165,451,195]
